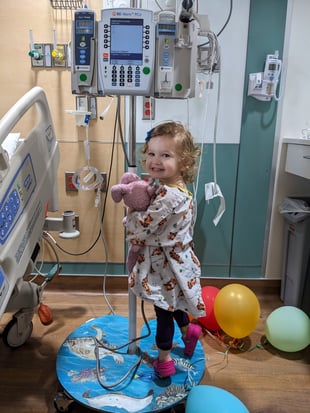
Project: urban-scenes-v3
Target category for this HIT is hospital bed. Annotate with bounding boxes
[0,87,60,347]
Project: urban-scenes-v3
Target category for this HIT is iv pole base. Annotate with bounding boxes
[56,314,205,412]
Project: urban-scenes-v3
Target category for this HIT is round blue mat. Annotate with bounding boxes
[56,315,205,412]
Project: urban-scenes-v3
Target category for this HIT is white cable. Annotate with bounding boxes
[72,165,103,191]
[193,72,215,210]
[192,31,221,224]
[31,233,60,281]
[32,237,46,278]
[100,96,115,120]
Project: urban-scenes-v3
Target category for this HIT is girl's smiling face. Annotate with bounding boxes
[145,135,185,186]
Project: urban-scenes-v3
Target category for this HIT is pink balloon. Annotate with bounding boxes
[198,286,221,331]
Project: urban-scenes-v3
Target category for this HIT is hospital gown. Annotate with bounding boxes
[125,184,206,318]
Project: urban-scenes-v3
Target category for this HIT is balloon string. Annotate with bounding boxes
[202,327,264,352]
[201,328,265,378]
[199,328,230,375]
[240,343,265,352]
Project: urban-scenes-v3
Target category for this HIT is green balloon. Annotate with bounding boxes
[265,306,310,352]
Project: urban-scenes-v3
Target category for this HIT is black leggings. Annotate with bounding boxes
[154,305,190,351]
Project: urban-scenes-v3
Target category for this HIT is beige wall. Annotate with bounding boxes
[0,1,125,263]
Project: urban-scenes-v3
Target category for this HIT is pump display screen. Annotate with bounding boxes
[75,19,94,34]
[110,18,143,65]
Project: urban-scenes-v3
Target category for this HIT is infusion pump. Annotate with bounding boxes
[154,10,197,99]
[97,8,155,96]
[71,8,98,95]
[71,7,204,98]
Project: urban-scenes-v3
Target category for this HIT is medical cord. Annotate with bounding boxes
[217,0,233,37]
[43,192,115,313]
[193,32,220,223]
[36,233,61,278]
[197,0,233,44]
[154,0,163,11]
[116,96,132,167]
[94,300,151,390]
[211,39,222,188]
[94,300,205,392]
[72,165,103,192]
[31,237,47,279]
[95,343,142,390]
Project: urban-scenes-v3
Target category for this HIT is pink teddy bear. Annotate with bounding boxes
[111,172,157,272]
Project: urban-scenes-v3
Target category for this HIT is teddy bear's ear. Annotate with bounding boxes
[121,172,140,184]
[111,186,123,203]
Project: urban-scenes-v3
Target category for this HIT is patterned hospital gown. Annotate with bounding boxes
[125,184,206,318]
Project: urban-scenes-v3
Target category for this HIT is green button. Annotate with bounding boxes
[175,83,182,91]
[143,67,150,75]
[80,73,87,82]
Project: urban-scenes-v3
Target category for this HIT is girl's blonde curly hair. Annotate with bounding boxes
[141,121,200,184]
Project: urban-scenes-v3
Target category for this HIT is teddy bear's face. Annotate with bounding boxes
[111,175,156,211]
[121,181,155,211]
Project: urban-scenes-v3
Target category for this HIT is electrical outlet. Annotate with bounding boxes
[65,172,78,192]
[142,96,155,120]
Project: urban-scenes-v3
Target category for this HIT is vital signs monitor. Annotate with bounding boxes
[97,8,155,96]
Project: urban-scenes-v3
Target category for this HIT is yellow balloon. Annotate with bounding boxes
[214,284,260,338]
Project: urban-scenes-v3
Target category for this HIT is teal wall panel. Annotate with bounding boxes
[194,144,238,277]
[230,0,287,277]
[38,262,126,277]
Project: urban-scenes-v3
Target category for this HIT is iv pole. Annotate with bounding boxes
[126,0,140,355]
[127,94,138,354]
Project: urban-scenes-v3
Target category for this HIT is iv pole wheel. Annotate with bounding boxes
[2,317,33,348]
[53,390,75,413]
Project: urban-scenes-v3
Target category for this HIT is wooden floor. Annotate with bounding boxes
[0,277,309,413]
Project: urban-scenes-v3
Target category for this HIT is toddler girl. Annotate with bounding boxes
[125,121,206,378]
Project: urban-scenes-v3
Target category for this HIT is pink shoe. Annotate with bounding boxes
[183,323,202,357]
[153,359,176,378]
